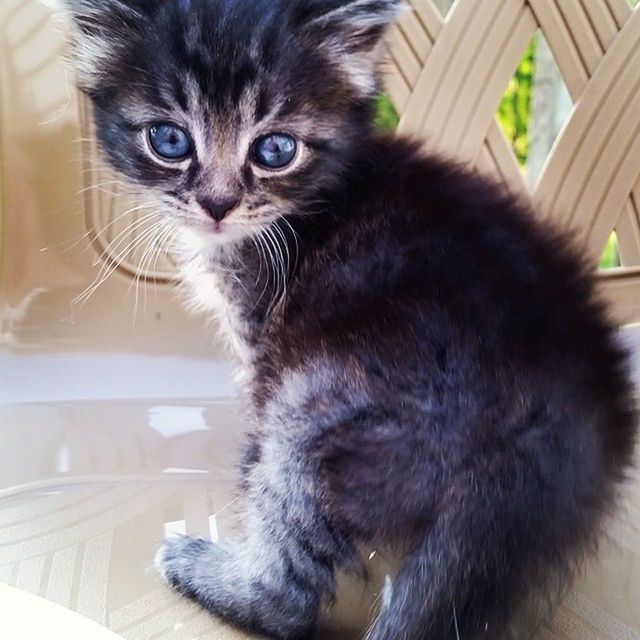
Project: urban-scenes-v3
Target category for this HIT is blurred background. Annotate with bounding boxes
[377,0,640,270]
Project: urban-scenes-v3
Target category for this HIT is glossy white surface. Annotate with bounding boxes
[0,395,639,640]
[0,398,390,639]
[0,583,125,640]
[0,353,235,404]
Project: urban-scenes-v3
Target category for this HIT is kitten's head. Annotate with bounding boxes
[51,0,400,248]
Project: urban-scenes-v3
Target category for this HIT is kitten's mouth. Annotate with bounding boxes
[187,218,228,236]
[208,220,225,235]
[180,215,253,245]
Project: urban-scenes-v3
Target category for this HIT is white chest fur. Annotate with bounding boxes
[175,231,254,367]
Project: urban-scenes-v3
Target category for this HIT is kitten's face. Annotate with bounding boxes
[59,0,399,249]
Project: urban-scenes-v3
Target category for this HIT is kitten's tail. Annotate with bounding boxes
[364,541,563,640]
[362,453,606,640]
[363,525,569,640]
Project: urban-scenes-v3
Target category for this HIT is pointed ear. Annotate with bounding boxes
[295,0,403,96]
[40,0,145,92]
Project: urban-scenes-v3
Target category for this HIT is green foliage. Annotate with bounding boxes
[497,39,536,166]
[372,42,623,270]
[600,233,621,269]
[375,93,400,131]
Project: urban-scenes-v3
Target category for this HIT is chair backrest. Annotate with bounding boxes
[1,0,638,357]
[0,0,219,355]
[385,0,640,324]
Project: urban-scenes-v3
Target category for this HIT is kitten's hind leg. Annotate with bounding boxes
[156,433,356,640]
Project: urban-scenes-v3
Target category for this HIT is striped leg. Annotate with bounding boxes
[156,431,355,640]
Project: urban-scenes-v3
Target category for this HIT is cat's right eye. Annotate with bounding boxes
[147,123,193,161]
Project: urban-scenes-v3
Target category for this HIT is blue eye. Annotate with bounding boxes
[252,133,297,169]
[148,123,192,160]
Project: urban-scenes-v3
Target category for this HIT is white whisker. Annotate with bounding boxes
[250,233,272,314]
[89,210,162,265]
[129,220,174,322]
[81,202,160,255]
[453,600,461,640]
[280,217,300,274]
[262,226,285,315]
[72,212,163,311]
[75,225,159,310]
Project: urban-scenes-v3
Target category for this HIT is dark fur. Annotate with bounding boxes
[57,1,637,638]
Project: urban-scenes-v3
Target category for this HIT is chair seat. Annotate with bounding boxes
[0,397,638,640]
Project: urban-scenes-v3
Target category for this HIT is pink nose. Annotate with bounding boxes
[197,197,240,222]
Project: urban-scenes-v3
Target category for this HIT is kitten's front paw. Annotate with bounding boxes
[155,535,214,594]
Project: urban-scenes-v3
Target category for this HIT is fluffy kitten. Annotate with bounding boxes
[53,0,637,638]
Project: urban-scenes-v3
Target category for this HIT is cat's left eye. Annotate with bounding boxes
[148,123,192,161]
[252,133,297,170]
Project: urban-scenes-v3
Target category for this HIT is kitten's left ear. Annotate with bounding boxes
[293,0,402,96]
[38,0,146,92]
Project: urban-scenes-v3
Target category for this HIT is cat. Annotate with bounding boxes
[50,0,637,638]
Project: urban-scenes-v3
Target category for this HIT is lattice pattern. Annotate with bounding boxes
[385,0,640,323]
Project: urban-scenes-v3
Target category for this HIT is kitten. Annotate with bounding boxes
[52,1,637,638]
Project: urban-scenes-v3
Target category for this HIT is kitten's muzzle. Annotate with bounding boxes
[197,197,241,222]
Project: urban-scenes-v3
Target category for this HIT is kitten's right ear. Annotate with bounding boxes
[39,0,144,93]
